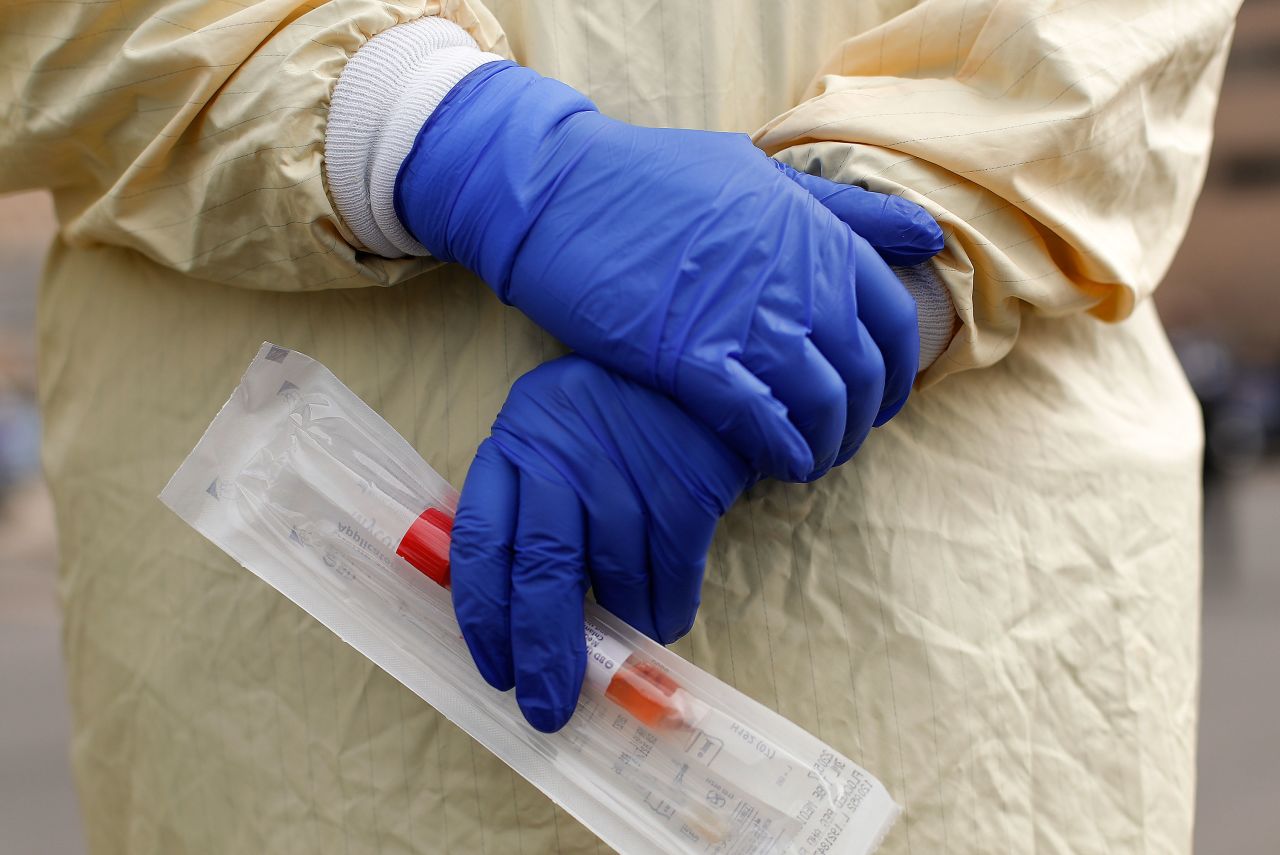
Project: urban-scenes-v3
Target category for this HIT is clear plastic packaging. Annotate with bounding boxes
[160,342,900,855]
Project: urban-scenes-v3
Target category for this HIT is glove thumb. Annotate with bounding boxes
[773,159,944,266]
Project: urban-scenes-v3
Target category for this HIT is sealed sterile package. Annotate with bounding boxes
[160,342,901,855]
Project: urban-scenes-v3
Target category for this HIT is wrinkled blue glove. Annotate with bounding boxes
[450,355,752,733]
[397,60,944,482]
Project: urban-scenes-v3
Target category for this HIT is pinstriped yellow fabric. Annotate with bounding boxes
[3,1,1235,853]
[1,0,506,290]
[754,1,1238,383]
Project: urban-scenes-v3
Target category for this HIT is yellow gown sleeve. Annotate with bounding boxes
[754,0,1240,384]
[0,0,503,291]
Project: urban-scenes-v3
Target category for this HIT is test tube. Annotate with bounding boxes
[395,506,701,731]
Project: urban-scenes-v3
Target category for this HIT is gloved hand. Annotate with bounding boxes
[450,355,753,733]
[396,60,944,482]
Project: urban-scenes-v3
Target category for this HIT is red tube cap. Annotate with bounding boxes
[396,506,453,588]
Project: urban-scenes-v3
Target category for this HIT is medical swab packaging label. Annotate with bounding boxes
[160,342,901,855]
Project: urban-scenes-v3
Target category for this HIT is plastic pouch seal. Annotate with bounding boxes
[160,342,901,855]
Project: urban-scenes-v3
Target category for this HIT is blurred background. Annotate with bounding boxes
[1,3,1276,852]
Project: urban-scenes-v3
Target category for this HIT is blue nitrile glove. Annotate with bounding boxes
[396,60,944,481]
[450,355,753,733]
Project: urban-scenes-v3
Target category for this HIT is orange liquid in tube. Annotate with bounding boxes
[603,658,689,730]
[396,507,694,731]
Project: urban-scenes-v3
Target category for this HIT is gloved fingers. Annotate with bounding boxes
[450,438,519,692]
[772,159,945,267]
[509,466,591,733]
[584,474,659,640]
[850,236,921,426]
[740,333,848,480]
[679,356,814,483]
[647,512,718,644]
[811,315,886,470]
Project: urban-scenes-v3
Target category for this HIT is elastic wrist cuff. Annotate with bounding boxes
[893,263,958,371]
[326,17,503,258]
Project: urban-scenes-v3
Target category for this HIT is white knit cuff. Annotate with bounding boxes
[893,263,957,370]
[326,17,503,257]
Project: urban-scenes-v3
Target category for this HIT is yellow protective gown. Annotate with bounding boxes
[0,1,1237,852]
